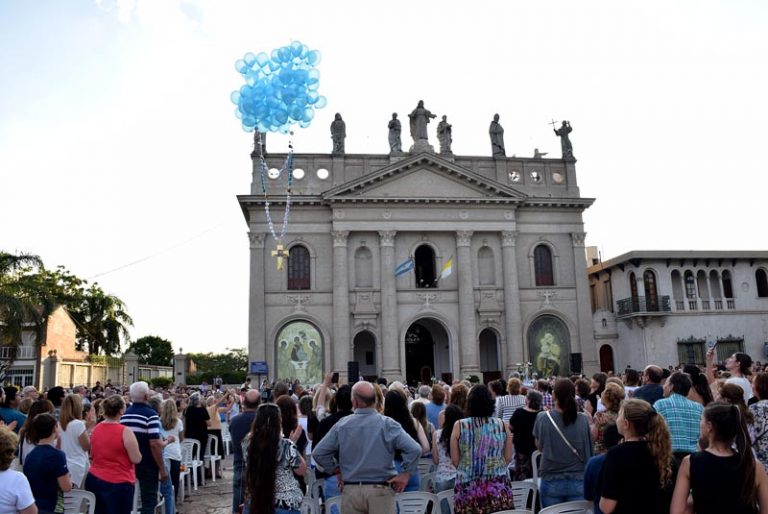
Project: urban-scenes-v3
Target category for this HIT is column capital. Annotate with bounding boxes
[456,230,474,247]
[378,230,397,247]
[501,230,518,247]
[248,232,266,249]
[570,232,587,247]
[332,230,350,247]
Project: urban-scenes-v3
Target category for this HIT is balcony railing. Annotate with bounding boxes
[617,295,671,317]
[0,346,35,360]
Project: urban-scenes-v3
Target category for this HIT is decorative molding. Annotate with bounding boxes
[378,230,397,247]
[287,295,310,311]
[332,230,349,247]
[501,230,518,247]
[334,210,345,219]
[570,232,587,247]
[504,210,514,221]
[538,289,557,307]
[416,292,438,310]
[248,232,266,249]
[459,210,469,220]
[382,210,392,219]
[456,230,473,247]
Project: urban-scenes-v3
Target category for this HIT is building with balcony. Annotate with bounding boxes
[239,135,598,385]
[587,249,768,371]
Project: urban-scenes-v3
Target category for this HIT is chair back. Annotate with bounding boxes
[417,458,435,477]
[207,434,219,456]
[63,490,96,514]
[324,496,342,512]
[531,450,542,482]
[182,439,202,462]
[300,497,320,514]
[509,481,537,510]
[539,500,594,514]
[310,478,325,500]
[435,489,455,514]
[395,491,438,514]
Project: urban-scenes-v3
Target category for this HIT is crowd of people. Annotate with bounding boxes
[3,348,768,514]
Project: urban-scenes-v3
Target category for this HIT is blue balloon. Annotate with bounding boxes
[307,50,321,66]
[244,52,257,66]
[230,91,241,104]
[315,96,327,109]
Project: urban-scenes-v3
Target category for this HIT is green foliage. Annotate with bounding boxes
[186,348,247,385]
[150,376,173,388]
[127,335,174,366]
[87,354,107,364]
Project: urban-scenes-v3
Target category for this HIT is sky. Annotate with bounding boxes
[1,0,767,354]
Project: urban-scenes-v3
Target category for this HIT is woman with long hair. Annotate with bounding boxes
[591,383,625,454]
[599,399,675,514]
[160,399,184,506]
[433,405,464,494]
[750,373,768,472]
[718,383,755,426]
[244,403,306,514]
[671,402,768,514]
[59,394,90,487]
[450,385,514,514]
[685,364,714,406]
[383,390,429,492]
[533,378,593,507]
[17,399,55,466]
[438,383,469,428]
[410,401,435,457]
[588,372,608,414]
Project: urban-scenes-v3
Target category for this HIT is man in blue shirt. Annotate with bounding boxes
[633,365,664,406]
[654,371,704,464]
[0,386,26,433]
[121,381,166,514]
[313,381,421,514]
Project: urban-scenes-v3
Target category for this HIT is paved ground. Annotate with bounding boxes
[179,455,235,514]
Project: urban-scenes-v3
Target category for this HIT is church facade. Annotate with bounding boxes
[239,143,596,384]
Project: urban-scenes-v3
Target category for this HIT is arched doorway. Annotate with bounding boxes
[352,331,376,378]
[404,318,450,385]
[479,328,501,383]
[599,344,615,373]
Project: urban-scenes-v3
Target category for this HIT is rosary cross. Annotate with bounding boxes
[271,243,288,270]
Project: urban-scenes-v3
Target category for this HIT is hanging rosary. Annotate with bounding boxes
[256,132,294,270]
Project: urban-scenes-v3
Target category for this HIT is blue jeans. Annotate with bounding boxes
[540,478,585,508]
[159,461,175,514]
[324,475,341,514]
[136,464,160,514]
[232,462,244,513]
[84,473,135,514]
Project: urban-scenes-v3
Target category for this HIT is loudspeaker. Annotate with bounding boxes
[347,361,360,384]
[570,353,583,374]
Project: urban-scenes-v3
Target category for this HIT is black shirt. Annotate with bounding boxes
[229,410,257,467]
[690,451,758,514]
[633,384,664,406]
[313,410,353,478]
[601,441,675,514]
[510,408,538,455]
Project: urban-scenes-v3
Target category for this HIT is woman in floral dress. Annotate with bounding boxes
[450,384,514,514]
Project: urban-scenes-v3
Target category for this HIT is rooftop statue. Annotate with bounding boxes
[489,114,505,158]
[331,113,346,155]
[388,113,402,154]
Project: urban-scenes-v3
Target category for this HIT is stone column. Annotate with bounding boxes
[456,230,480,377]
[124,351,139,386]
[501,231,524,372]
[571,232,598,373]
[247,232,268,378]
[378,231,400,379]
[332,231,351,376]
[173,352,187,386]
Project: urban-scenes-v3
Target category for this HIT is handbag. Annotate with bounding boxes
[545,410,584,463]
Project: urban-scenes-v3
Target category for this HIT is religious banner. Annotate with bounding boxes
[527,315,571,378]
[276,321,323,384]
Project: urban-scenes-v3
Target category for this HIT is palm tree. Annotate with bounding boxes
[71,285,133,355]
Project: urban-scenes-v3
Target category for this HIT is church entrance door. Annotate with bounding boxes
[404,318,450,386]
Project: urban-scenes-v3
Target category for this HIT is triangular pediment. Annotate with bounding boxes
[323,153,526,203]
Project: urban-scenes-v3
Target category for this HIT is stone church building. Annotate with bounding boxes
[239,129,596,384]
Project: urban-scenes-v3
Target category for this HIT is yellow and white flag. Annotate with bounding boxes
[439,256,453,280]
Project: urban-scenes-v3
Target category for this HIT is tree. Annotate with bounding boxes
[186,348,247,384]
[127,335,174,366]
[70,284,133,355]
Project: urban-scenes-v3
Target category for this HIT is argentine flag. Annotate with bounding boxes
[394,255,414,277]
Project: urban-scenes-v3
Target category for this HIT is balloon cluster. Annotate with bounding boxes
[231,41,326,133]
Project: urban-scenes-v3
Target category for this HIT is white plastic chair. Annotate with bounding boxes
[435,489,455,514]
[309,477,325,501]
[63,489,96,514]
[300,497,320,514]
[220,421,232,456]
[419,471,435,492]
[539,500,594,514]
[417,458,435,477]
[524,450,542,488]
[205,434,223,482]
[131,483,165,514]
[181,439,204,490]
[510,481,538,511]
[395,491,438,514]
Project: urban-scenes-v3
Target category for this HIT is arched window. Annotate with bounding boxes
[684,270,696,299]
[478,247,495,286]
[287,245,310,290]
[643,270,658,310]
[722,270,734,299]
[757,269,768,298]
[534,245,554,286]
[414,245,436,288]
[709,271,722,299]
[354,247,373,288]
[696,270,709,299]
[629,272,638,298]
[671,270,684,299]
